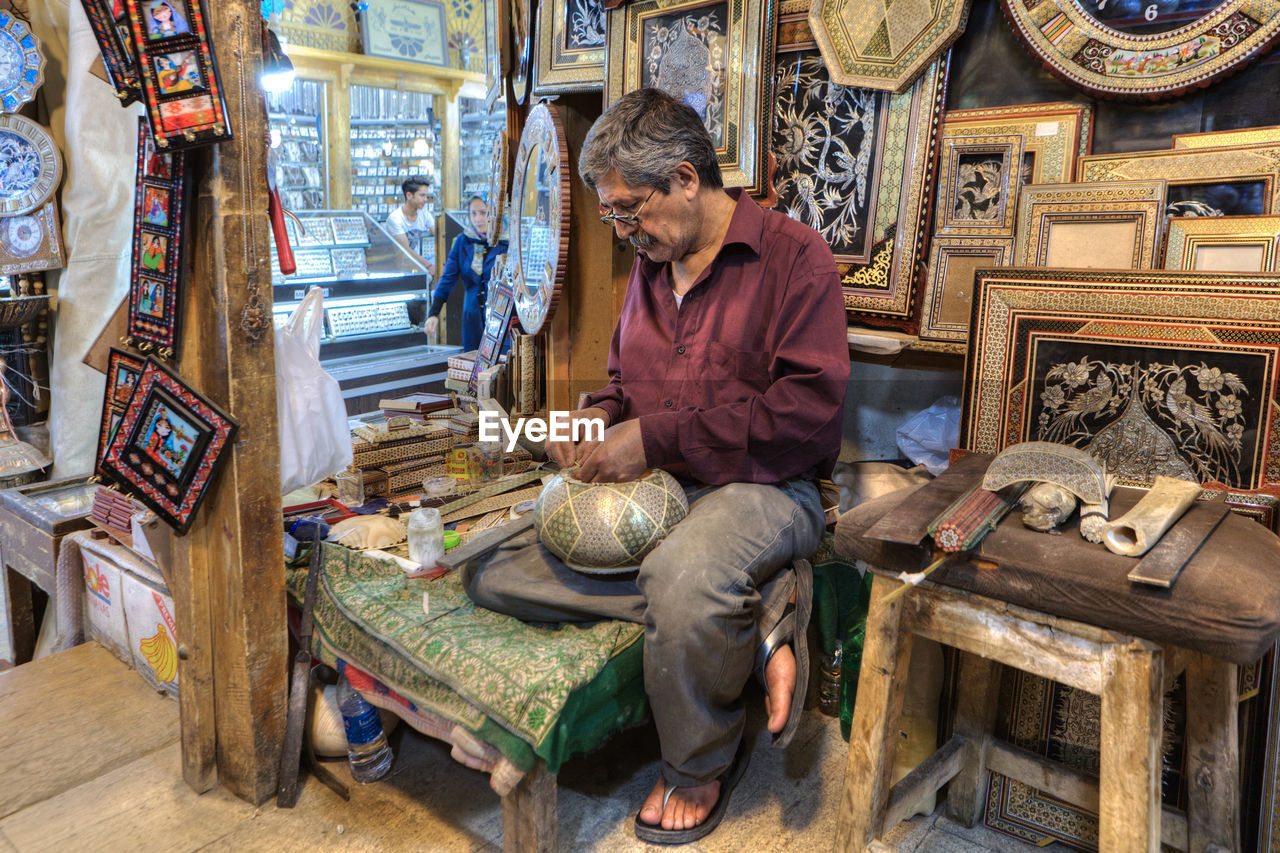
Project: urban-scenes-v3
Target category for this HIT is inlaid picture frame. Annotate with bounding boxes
[96,347,147,476]
[102,357,237,534]
[1173,125,1280,151]
[961,267,1280,493]
[919,236,1012,345]
[1078,144,1280,217]
[767,9,945,330]
[1164,216,1280,272]
[1013,181,1167,269]
[605,0,775,195]
[940,102,1093,186]
[123,0,231,150]
[126,117,186,358]
[534,0,605,93]
[81,0,142,104]
[934,133,1025,237]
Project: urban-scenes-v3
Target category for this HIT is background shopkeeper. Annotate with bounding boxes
[385,176,436,278]
[424,196,508,351]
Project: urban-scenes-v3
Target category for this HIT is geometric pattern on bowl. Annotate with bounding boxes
[533,468,689,574]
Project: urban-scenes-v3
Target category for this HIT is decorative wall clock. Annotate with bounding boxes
[0,201,63,275]
[0,11,44,113]
[998,0,1280,100]
[510,101,570,335]
[810,0,970,92]
[0,114,60,216]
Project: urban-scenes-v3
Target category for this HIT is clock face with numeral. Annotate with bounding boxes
[1001,0,1280,99]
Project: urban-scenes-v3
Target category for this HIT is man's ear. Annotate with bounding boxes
[674,162,701,200]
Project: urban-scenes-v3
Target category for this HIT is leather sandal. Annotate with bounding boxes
[754,558,812,749]
[633,739,750,845]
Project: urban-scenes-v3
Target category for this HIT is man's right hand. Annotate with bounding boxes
[546,407,608,469]
[423,316,439,341]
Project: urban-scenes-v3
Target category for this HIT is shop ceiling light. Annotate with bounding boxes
[261,27,295,94]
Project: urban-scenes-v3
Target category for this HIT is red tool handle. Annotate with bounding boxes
[269,181,296,276]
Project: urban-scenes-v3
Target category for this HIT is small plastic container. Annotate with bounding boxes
[407,507,444,569]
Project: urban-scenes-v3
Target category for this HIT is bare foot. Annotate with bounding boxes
[764,642,796,735]
[638,775,722,831]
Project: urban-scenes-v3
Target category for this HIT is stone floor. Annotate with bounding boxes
[0,642,1059,852]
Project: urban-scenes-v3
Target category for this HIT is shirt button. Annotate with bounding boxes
[676,345,685,355]
[664,399,673,407]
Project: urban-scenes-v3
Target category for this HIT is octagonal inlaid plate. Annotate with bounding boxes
[809,0,971,92]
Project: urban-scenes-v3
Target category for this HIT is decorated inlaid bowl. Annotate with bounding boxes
[533,468,689,573]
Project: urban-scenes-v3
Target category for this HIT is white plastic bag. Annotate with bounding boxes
[895,396,961,476]
[275,288,352,494]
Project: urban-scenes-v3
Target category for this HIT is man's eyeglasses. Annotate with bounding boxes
[599,187,657,227]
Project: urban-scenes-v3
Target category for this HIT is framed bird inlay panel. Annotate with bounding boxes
[938,102,1093,185]
[606,0,775,194]
[768,10,945,330]
[961,267,1280,492]
[998,0,1280,100]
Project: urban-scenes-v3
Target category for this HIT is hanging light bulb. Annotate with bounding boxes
[260,27,296,94]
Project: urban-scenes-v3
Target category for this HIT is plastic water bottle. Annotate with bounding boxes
[336,674,393,782]
[407,507,445,569]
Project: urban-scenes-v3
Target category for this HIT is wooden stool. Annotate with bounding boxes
[835,575,1239,853]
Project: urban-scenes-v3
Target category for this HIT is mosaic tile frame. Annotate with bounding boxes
[81,0,141,105]
[961,267,1280,492]
[96,347,147,476]
[534,0,605,93]
[1164,215,1280,272]
[938,101,1093,185]
[998,0,1280,100]
[920,236,1012,345]
[1078,143,1280,214]
[808,0,970,93]
[1173,124,1280,150]
[605,0,775,195]
[126,117,187,359]
[122,0,231,150]
[1012,180,1166,269]
[102,357,237,534]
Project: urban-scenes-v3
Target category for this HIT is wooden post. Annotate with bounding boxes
[1098,638,1163,853]
[1185,652,1240,853]
[501,762,557,852]
[836,574,914,851]
[944,652,1001,827]
[170,6,288,804]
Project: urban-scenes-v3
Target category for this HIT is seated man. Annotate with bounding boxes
[464,88,848,844]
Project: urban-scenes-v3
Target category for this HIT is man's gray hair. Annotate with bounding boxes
[578,88,723,193]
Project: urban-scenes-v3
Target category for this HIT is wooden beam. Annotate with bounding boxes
[883,735,966,830]
[1184,652,1241,852]
[171,6,287,804]
[1098,638,1163,853]
[285,45,484,91]
[902,583,1112,694]
[943,653,1001,827]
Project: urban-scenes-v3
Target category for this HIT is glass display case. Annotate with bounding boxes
[270,210,456,413]
[459,96,505,202]
[349,85,441,222]
[267,78,328,212]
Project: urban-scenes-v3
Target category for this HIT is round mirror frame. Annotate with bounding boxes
[511,101,570,335]
[998,0,1280,100]
[486,130,508,246]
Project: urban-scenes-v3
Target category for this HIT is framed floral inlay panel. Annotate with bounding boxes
[767,10,945,329]
[961,267,1280,492]
[606,0,774,194]
[534,0,605,92]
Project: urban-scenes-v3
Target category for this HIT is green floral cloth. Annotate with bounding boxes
[286,543,646,772]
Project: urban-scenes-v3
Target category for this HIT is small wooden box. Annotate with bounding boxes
[0,476,96,592]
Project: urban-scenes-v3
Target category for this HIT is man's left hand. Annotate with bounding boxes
[577,419,646,483]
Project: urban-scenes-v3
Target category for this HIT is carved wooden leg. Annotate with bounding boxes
[836,573,914,851]
[944,652,1002,827]
[1098,638,1163,853]
[1185,652,1240,853]
[501,761,557,853]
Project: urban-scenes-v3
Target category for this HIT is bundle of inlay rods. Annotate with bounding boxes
[883,480,1029,605]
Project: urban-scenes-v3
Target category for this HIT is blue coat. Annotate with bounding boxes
[429,232,508,351]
